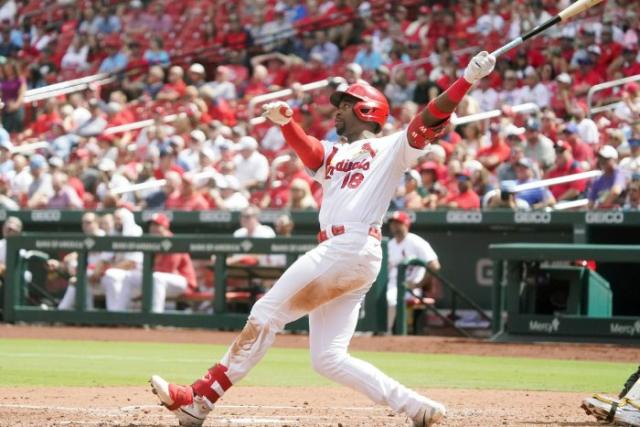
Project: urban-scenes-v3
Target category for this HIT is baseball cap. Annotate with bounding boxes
[189,63,206,75]
[49,156,64,168]
[310,52,324,63]
[418,161,438,172]
[556,73,572,84]
[405,169,421,183]
[237,136,258,151]
[346,63,363,77]
[503,123,525,138]
[525,118,541,131]
[98,158,116,172]
[516,157,534,169]
[30,154,47,170]
[587,45,602,55]
[389,211,411,227]
[190,129,207,143]
[598,145,618,160]
[427,144,446,161]
[149,212,170,229]
[562,122,578,134]
[464,159,483,173]
[524,66,537,77]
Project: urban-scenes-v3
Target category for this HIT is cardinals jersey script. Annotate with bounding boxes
[313,129,424,229]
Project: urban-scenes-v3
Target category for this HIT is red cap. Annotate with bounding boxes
[149,213,170,229]
[624,82,639,95]
[418,161,438,172]
[389,211,411,227]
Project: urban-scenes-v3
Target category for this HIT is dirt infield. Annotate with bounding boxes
[0,324,634,426]
[0,386,601,427]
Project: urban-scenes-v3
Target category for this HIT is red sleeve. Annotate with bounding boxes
[179,254,197,290]
[280,121,325,170]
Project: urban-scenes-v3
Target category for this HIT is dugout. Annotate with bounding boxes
[490,243,640,343]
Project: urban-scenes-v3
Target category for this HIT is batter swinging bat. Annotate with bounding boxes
[491,0,605,57]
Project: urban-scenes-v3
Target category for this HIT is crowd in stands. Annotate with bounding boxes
[0,0,638,213]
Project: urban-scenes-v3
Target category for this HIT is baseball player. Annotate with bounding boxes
[583,364,640,426]
[386,211,440,334]
[150,50,495,427]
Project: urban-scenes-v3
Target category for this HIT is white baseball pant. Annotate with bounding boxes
[101,268,188,312]
[206,224,431,419]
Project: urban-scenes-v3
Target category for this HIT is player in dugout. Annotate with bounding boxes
[150,51,496,427]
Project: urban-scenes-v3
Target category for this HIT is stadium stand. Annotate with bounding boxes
[0,0,638,213]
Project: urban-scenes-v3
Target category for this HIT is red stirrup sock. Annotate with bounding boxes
[191,364,232,404]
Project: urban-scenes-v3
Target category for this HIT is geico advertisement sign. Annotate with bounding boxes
[446,211,483,223]
[514,212,551,224]
[585,212,624,224]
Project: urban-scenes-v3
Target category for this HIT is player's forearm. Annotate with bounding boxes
[420,77,473,127]
[280,121,324,170]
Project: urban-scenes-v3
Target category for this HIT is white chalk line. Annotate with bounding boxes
[0,402,391,413]
[0,351,213,364]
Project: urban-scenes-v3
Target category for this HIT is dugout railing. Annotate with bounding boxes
[490,243,640,343]
[1,233,388,333]
[395,259,492,337]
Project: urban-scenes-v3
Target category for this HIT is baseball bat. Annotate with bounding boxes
[491,0,605,57]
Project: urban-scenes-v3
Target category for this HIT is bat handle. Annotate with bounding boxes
[490,37,524,58]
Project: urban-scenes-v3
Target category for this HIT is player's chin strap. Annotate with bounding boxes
[592,393,640,422]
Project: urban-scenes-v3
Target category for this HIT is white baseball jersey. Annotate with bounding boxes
[387,232,438,306]
[312,130,423,229]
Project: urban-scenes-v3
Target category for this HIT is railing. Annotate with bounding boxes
[23,73,116,104]
[587,73,640,118]
[248,77,346,126]
[551,198,590,211]
[483,170,602,209]
[452,102,540,126]
[395,259,491,337]
[111,170,220,195]
[389,46,477,83]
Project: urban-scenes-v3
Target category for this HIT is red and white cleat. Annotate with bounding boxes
[150,375,213,426]
[412,399,446,427]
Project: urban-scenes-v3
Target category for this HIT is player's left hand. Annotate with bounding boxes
[463,51,496,84]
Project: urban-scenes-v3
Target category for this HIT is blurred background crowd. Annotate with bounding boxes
[0,0,638,213]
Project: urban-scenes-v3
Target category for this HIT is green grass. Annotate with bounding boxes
[0,338,632,393]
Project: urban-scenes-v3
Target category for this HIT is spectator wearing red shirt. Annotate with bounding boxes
[223,14,252,50]
[561,124,594,169]
[545,141,587,201]
[573,53,603,96]
[24,99,60,137]
[156,65,187,101]
[148,213,197,313]
[477,123,511,171]
[154,147,184,180]
[165,174,209,211]
[439,170,480,210]
[599,26,623,74]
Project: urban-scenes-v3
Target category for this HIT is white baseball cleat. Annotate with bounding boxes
[412,400,446,427]
[150,374,213,426]
[582,394,640,426]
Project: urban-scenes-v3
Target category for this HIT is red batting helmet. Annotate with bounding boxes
[330,83,389,131]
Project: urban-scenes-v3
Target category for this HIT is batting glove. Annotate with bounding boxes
[463,51,496,84]
[262,101,293,126]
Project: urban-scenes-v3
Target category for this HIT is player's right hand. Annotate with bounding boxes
[262,101,293,126]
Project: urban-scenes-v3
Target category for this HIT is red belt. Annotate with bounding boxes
[317,225,381,243]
